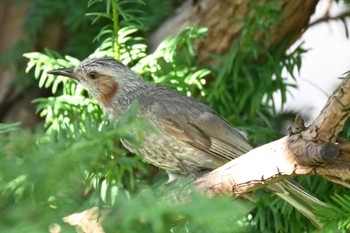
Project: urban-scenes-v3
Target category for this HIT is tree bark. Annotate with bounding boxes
[150,0,318,63]
[196,73,350,196]
[0,0,64,128]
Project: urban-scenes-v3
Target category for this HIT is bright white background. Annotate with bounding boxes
[280,1,350,121]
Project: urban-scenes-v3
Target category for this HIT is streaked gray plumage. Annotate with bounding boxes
[49,58,326,228]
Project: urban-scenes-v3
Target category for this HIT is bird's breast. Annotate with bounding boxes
[120,128,224,174]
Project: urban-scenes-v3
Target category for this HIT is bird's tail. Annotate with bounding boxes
[270,179,327,229]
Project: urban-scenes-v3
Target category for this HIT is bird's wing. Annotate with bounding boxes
[140,88,253,163]
[138,89,327,228]
[158,111,252,162]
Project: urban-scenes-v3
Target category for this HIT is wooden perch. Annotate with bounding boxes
[196,74,350,196]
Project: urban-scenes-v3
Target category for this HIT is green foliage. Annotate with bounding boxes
[316,194,350,231]
[2,0,350,232]
[0,121,250,232]
[134,26,210,97]
[8,0,249,232]
[87,0,146,60]
[104,190,251,233]
[23,0,103,59]
[0,112,153,232]
[207,1,303,145]
[0,122,20,134]
[24,50,98,132]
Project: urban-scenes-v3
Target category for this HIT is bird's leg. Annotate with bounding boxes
[166,170,179,184]
[194,169,212,177]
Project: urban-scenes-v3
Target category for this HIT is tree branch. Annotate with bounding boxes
[196,74,350,196]
[150,0,318,64]
[308,11,350,29]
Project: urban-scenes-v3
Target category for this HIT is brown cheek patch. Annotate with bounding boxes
[96,76,119,108]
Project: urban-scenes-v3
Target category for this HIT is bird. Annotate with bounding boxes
[49,57,326,228]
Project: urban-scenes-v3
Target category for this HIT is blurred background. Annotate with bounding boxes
[1,0,350,232]
[1,0,350,127]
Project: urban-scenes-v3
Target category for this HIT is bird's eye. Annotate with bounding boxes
[88,71,98,79]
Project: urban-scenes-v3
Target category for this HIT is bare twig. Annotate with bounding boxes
[308,11,350,29]
[324,175,350,189]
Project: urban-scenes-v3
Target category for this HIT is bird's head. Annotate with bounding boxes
[48,58,145,113]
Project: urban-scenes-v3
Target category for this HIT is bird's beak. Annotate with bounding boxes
[48,68,77,80]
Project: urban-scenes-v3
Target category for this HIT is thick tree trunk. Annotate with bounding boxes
[150,0,318,63]
[0,0,63,128]
[0,0,40,128]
